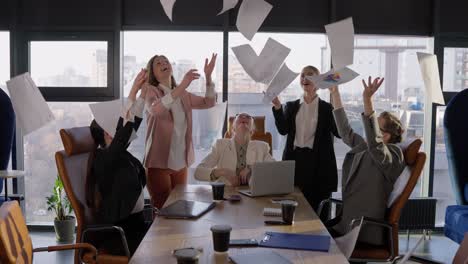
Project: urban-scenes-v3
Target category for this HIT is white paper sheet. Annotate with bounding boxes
[417,52,445,105]
[160,0,176,21]
[232,38,291,84]
[236,0,273,41]
[218,0,238,15]
[325,17,355,70]
[306,67,359,89]
[335,223,362,259]
[89,99,137,142]
[399,235,425,264]
[263,63,299,104]
[6,72,55,136]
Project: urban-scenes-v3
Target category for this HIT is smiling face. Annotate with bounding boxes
[300,66,319,94]
[233,113,254,136]
[151,55,173,82]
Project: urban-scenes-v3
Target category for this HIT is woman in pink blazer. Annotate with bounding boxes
[143,53,217,208]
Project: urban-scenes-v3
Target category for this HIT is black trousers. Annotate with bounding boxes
[293,147,332,221]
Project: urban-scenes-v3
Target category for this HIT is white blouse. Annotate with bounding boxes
[294,96,319,149]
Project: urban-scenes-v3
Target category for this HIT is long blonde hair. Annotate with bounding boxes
[146,55,177,89]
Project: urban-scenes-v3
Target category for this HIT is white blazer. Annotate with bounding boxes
[194,138,275,184]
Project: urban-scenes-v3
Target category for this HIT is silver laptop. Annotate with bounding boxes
[238,161,295,197]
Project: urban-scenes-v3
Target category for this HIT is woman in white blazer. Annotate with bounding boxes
[195,113,274,186]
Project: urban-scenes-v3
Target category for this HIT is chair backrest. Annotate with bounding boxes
[224,116,273,154]
[55,127,96,263]
[453,233,468,264]
[444,89,468,205]
[0,201,33,264]
[387,138,426,257]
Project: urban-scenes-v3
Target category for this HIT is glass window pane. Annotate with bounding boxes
[443,47,468,92]
[123,31,224,184]
[24,102,94,224]
[30,41,108,87]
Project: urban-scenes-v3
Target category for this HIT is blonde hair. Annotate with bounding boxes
[302,65,320,75]
[232,114,256,135]
[380,111,404,144]
[146,55,177,89]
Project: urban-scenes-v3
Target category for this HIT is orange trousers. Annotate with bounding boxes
[146,167,188,209]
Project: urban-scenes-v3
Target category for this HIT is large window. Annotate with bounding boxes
[443,48,468,92]
[123,31,225,183]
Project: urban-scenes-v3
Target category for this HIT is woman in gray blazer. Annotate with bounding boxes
[327,77,405,246]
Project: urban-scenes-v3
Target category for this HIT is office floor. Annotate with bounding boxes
[30,231,458,263]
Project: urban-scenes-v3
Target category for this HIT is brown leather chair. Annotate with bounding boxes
[319,139,426,263]
[55,127,129,264]
[0,201,97,264]
[224,116,273,155]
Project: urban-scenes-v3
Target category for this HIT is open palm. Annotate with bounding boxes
[204,53,217,77]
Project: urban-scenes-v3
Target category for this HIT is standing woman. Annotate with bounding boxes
[144,53,217,209]
[271,65,339,215]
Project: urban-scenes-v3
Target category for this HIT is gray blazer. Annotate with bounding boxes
[332,108,405,245]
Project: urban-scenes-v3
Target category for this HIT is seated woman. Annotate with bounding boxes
[86,69,150,256]
[327,77,405,246]
[195,113,274,186]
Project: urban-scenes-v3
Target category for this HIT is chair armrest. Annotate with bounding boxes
[33,243,97,264]
[82,225,130,258]
[317,198,343,216]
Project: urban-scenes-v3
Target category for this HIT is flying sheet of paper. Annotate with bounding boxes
[417,52,445,105]
[325,17,355,70]
[89,99,137,142]
[236,0,273,41]
[6,72,55,136]
[399,235,425,264]
[306,67,359,89]
[263,64,299,104]
[232,38,291,84]
[335,223,362,259]
[160,0,176,21]
[218,0,238,15]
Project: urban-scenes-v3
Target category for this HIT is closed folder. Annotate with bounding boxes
[259,232,330,252]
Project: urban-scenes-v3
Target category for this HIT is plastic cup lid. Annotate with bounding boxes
[210,225,232,233]
[173,248,201,260]
[280,200,298,206]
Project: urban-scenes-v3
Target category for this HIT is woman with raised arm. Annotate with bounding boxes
[271,65,340,217]
[143,53,217,208]
[327,77,405,245]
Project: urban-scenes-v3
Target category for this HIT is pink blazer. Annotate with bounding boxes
[143,84,216,169]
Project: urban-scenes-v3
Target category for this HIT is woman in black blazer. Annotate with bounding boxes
[271,65,339,217]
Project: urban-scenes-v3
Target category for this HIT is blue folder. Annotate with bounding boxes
[259,232,330,252]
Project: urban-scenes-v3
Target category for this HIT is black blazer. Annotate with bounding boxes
[90,117,146,224]
[272,98,340,192]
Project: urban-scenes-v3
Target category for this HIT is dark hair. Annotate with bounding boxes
[90,120,105,148]
[380,111,404,144]
[146,55,177,89]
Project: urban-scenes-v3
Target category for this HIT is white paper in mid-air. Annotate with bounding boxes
[89,99,137,142]
[263,64,299,104]
[306,67,359,89]
[160,0,176,21]
[417,52,445,105]
[6,72,55,136]
[325,17,355,70]
[335,222,362,259]
[218,0,238,15]
[399,235,425,264]
[232,38,290,84]
[236,0,273,41]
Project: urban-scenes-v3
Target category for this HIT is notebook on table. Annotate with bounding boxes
[259,232,330,252]
[230,250,292,264]
[157,200,216,219]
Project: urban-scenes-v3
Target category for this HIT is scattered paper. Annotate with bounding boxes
[417,52,445,105]
[335,222,362,259]
[160,0,176,21]
[263,64,299,104]
[89,99,137,142]
[399,235,425,264]
[325,17,355,70]
[306,67,359,89]
[6,72,55,136]
[236,0,273,41]
[218,0,238,15]
[232,38,290,84]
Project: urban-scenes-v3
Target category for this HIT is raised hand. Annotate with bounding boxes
[204,53,217,79]
[129,69,148,100]
[328,85,338,94]
[362,76,384,99]
[179,69,200,89]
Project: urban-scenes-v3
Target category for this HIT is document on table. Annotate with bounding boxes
[232,37,291,84]
[218,0,238,15]
[160,0,176,21]
[335,223,362,259]
[236,0,273,41]
[306,67,359,89]
[325,17,355,70]
[263,63,299,104]
[6,72,55,136]
[417,52,445,105]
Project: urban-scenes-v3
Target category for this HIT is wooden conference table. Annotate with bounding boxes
[130,185,348,264]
